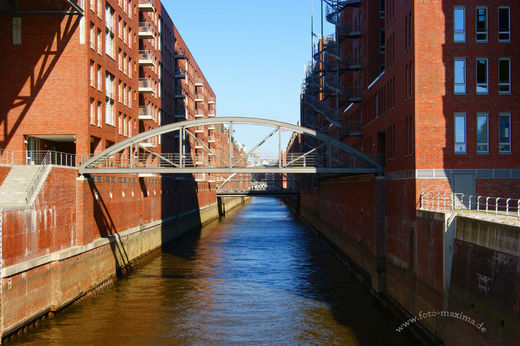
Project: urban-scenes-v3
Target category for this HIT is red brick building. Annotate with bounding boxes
[0,1,249,337]
[293,0,519,343]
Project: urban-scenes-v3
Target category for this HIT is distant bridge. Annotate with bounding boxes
[79,117,382,175]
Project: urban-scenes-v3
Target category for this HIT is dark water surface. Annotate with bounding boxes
[14,198,419,345]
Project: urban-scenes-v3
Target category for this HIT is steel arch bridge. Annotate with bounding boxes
[79,117,382,175]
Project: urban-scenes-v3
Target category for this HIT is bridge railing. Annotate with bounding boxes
[419,191,520,223]
[84,151,356,169]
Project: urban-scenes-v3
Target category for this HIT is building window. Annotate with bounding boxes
[476,113,488,153]
[118,112,122,134]
[105,29,114,58]
[97,29,103,55]
[379,29,385,54]
[90,98,95,125]
[454,7,465,42]
[498,7,510,42]
[454,113,466,153]
[97,101,102,128]
[406,115,414,155]
[105,72,115,125]
[454,58,466,94]
[476,7,487,42]
[499,113,511,153]
[499,58,511,94]
[379,0,385,18]
[476,58,488,94]
[90,22,95,50]
[90,60,95,87]
[97,65,102,90]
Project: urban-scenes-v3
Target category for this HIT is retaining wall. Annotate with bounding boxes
[0,167,249,338]
[286,193,520,345]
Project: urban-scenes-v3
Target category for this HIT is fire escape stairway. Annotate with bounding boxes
[325,1,362,41]
[0,165,52,209]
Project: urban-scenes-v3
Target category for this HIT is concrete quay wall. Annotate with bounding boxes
[285,192,520,345]
[0,166,249,338]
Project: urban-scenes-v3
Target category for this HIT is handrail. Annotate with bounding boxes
[26,151,51,204]
[419,191,520,224]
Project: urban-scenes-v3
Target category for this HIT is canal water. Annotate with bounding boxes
[14,198,419,345]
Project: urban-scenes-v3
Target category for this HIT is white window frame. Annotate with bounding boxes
[90,98,95,125]
[499,113,511,153]
[97,101,102,128]
[475,7,488,42]
[454,112,466,154]
[476,58,488,94]
[476,113,489,153]
[90,22,95,50]
[454,58,466,94]
[97,65,102,90]
[97,28,102,55]
[498,58,511,94]
[498,7,511,42]
[90,60,95,87]
[453,6,466,43]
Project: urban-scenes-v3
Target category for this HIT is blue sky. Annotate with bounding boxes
[165,0,334,152]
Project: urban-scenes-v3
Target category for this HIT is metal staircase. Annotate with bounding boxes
[300,0,363,142]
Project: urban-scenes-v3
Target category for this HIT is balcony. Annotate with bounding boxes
[138,22,154,39]
[194,110,204,118]
[208,109,216,117]
[208,97,216,104]
[139,50,154,66]
[138,0,155,12]
[195,93,204,102]
[139,107,154,121]
[195,78,204,87]
[175,51,187,60]
[174,71,186,79]
[194,126,204,133]
[138,142,155,148]
[208,135,215,143]
[139,78,155,94]
[208,125,216,130]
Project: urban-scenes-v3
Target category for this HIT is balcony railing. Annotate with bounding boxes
[194,78,204,86]
[208,97,216,104]
[194,110,204,118]
[139,50,154,66]
[0,150,89,167]
[139,22,154,38]
[208,109,216,117]
[139,78,155,93]
[174,71,186,79]
[208,135,215,143]
[195,93,204,102]
[138,0,155,12]
[139,106,154,120]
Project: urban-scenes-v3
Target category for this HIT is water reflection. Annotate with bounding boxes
[13,198,419,345]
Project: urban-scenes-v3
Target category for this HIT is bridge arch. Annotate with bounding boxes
[79,117,382,175]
